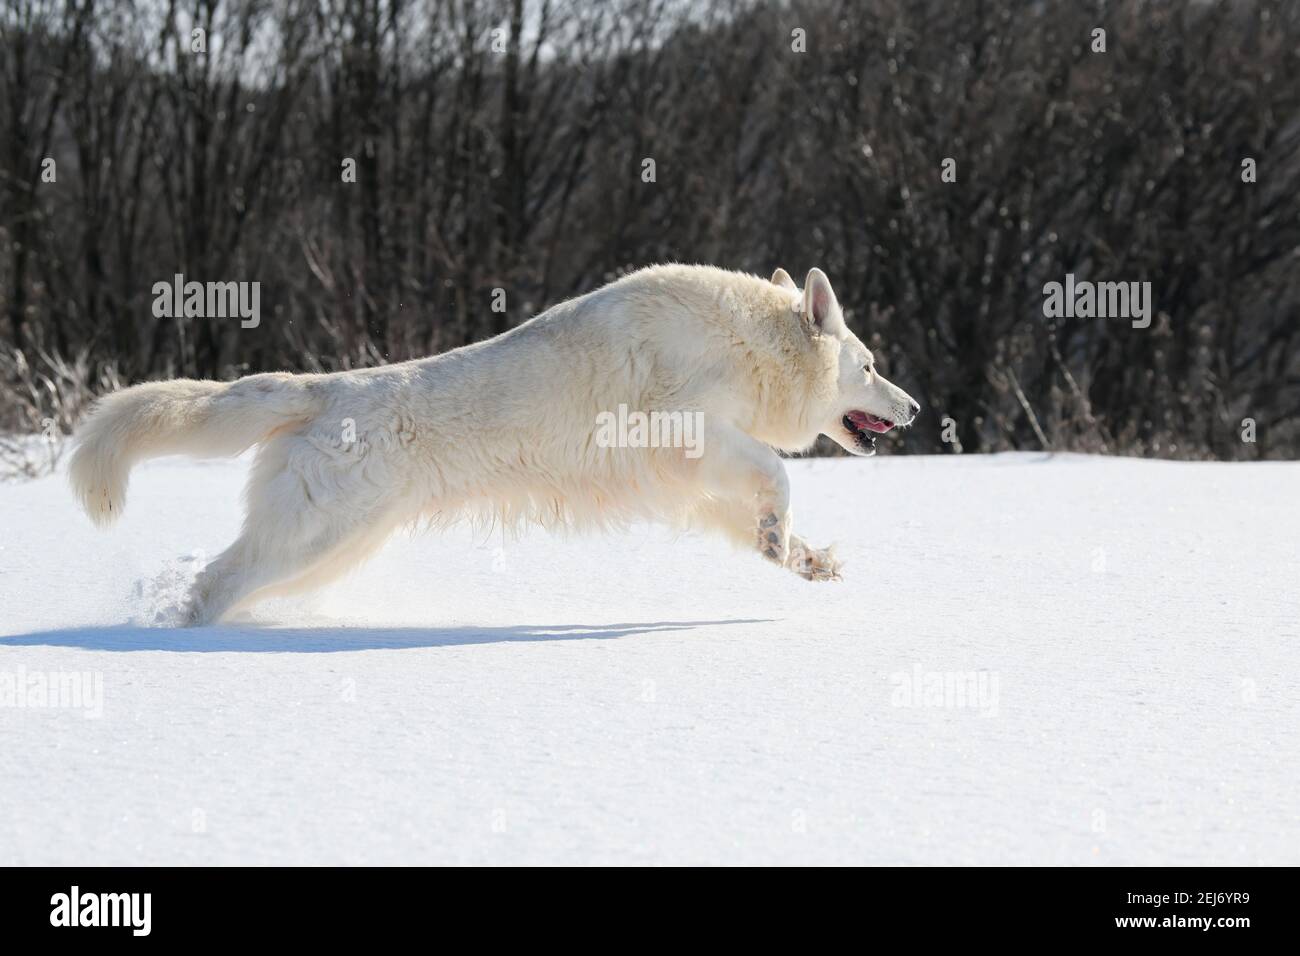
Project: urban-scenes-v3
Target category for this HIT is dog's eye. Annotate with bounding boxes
[863,365,874,379]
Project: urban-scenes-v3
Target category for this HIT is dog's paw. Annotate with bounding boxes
[180,589,210,628]
[757,509,791,566]
[787,539,842,582]
[180,567,222,627]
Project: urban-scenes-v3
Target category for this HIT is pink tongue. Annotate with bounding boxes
[849,411,894,434]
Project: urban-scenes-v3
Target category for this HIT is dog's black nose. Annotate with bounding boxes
[908,399,920,416]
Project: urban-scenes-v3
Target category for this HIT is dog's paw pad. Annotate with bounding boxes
[757,510,791,565]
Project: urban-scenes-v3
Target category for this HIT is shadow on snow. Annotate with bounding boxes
[0,618,775,653]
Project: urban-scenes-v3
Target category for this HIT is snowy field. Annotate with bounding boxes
[0,452,1296,866]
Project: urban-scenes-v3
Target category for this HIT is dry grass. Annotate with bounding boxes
[0,350,121,480]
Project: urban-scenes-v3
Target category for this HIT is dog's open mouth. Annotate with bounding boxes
[843,410,894,451]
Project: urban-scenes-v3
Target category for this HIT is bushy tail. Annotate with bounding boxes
[69,373,322,526]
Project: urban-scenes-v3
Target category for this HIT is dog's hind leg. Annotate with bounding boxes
[183,437,403,625]
[239,514,405,607]
[184,516,374,626]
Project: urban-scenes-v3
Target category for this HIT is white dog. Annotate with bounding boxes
[70,265,919,624]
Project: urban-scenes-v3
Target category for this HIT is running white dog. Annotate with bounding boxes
[70,265,919,624]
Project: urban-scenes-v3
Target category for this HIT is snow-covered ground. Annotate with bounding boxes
[0,452,1296,865]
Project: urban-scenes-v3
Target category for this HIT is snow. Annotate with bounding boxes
[1,452,1296,865]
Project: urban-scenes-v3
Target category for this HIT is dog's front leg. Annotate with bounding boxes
[693,422,841,581]
[785,534,843,582]
[695,421,792,565]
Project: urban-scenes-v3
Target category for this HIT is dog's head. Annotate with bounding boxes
[771,267,920,456]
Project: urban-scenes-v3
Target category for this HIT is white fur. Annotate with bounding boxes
[69,264,919,624]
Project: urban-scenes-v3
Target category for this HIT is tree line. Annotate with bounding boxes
[1,0,1298,463]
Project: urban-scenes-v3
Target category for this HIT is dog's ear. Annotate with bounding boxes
[771,267,798,293]
[802,268,843,333]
